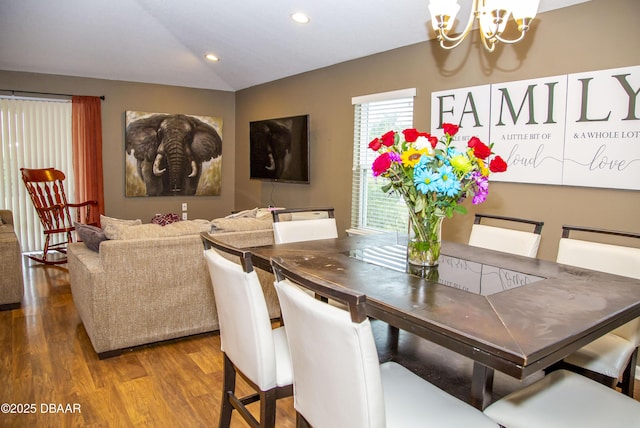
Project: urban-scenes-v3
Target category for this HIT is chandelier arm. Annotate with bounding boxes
[493,30,527,45]
[435,0,479,48]
[478,28,496,53]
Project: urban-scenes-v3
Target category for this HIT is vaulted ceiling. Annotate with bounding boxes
[0,0,589,91]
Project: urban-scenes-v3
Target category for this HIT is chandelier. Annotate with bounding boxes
[428,0,540,52]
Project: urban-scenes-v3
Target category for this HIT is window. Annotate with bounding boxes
[0,97,73,252]
[351,89,415,233]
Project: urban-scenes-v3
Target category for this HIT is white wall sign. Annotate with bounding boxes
[431,84,491,150]
[431,65,640,190]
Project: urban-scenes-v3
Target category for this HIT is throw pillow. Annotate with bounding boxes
[256,207,285,219]
[101,215,142,240]
[75,222,107,252]
[151,213,181,226]
[224,208,258,219]
[100,215,142,229]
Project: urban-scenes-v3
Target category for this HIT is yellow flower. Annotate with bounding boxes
[401,147,429,167]
[477,158,490,176]
[450,154,473,175]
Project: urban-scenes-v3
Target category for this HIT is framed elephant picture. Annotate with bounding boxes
[125,111,223,197]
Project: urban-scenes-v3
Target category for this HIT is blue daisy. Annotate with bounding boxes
[436,165,461,197]
[413,162,440,194]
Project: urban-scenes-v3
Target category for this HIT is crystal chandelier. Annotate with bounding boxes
[428,0,540,52]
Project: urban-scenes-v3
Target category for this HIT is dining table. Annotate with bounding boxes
[244,232,640,409]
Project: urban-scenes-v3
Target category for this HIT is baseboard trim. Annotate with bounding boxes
[0,302,21,311]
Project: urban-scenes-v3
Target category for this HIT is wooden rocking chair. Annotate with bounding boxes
[20,168,98,265]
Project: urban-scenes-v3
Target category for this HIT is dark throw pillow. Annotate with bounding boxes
[75,222,107,252]
[151,213,181,226]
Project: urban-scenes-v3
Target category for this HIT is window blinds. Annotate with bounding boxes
[351,89,415,233]
[0,97,73,252]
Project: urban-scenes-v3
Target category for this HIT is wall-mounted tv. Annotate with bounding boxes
[249,114,310,184]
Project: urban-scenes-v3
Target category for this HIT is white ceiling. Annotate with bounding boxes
[0,0,589,92]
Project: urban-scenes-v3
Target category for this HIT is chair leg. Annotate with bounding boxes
[296,412,311,428]
[259,389,277,428]
[620,348,638,398]
[219,354,236,428]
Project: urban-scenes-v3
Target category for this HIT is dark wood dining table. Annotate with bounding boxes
[245,233,640,409]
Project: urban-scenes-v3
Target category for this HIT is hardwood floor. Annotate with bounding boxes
[2,258,639,427]
[1,259,296,427]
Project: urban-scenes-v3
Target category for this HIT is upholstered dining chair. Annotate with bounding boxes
[468,213,544,258]
[202,235,293,428]
[483,368,640,428]
[553,225,640,397]
[271,207,338,244]
[271,257,498,428]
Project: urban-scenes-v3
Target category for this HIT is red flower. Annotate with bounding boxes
[372,152,393,177]
[468,137,492,159]
[369,138,382,151]
[380,131,396,147]
[489,156,508,173]
[442,123,459,136]
[402,128,419,142]
[427,135,438,149]
[402,128,430,143]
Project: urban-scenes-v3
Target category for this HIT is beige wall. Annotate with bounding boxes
[1,0,639,261]
[0,71,236,222]
[235,0,640,260]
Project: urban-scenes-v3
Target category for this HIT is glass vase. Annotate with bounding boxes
[407,213,444,268]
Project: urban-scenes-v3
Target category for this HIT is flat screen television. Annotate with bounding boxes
[249,114,310,184]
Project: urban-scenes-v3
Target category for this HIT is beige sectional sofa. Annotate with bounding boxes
[0,210,24,310]
[68,213,278,358]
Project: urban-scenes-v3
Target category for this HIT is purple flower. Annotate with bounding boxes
[389,152,402,162]
[472,172,489,204]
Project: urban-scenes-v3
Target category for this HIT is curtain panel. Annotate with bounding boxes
[72,96,105,224]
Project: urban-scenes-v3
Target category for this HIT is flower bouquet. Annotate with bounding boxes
[368,123,507,267]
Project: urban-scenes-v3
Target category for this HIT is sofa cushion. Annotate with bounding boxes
[101,215,143,239]
[114,220,211,240]
[210,215,273,233]
[75,222,107,252]
[0,224,14,235]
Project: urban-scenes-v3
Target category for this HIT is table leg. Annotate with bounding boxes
[387,325,399,352]
[471,362,494,410]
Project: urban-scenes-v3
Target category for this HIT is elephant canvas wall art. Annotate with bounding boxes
[125,111,223,197]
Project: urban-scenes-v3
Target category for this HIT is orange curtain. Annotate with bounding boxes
[72,96,105,224]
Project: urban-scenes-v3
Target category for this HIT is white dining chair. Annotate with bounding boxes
[554,225,640,397]
[483,368,640,428]
[271,207,338,244]
[468,213,544,258]
[202,235,293,428]
[271,257,498,428]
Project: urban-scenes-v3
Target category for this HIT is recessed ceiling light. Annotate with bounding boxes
[205,53,220,62]
[290,12,310,24]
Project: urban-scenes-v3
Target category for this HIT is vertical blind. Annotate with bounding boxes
[351,89,415,233]
[0,97,74,252]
